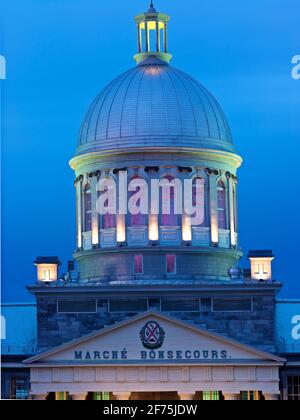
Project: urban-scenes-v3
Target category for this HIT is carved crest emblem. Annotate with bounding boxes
[140,321,165,349]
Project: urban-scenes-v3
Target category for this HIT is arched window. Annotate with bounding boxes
[84,183,92,232]
[128,177,147,227]
[192,177,206,226]
[99,187,116,229]
[217,180,227,229]
[161,176,179,226]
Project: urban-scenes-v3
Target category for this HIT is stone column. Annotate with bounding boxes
[113,392,131,400]
[178,392,195,400]
[32,393,48,400]
[75,175,83,249]
[233,176,238,239]
[137,23,141,53]
[223,393,240,400]
[90,173,99,247]
[70,393,88,400]
[226,173,236,248]
[145,21,149,52]
[264,393,279,401]
[206,169,219,245]
[164,23,168,52]
[156,21,160,52]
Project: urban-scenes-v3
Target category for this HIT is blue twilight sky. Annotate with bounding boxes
[1,0,300,301]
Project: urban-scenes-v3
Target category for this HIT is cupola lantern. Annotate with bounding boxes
[248,250,274,281]
[134,1,172,64]
[34,256,60,283]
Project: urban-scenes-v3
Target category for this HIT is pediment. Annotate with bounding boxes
[25,311,284,365]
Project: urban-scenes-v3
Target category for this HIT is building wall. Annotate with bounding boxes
[76,249,239,282]
[35,287,278,353]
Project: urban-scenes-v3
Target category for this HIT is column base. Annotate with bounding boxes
[70,393,88,400]
[223,393,240,400]
[113,392,131,400]
[264,393,280,401]
[178,392,195,400]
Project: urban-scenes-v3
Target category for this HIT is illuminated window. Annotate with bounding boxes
[217,180,227,229]
[129,177,147,227]
[10,378,29,400]
[288,376,300,400]
[166,254,176,274]
[241,391,262,401]
[134,255,143,274]
[84,183,92,231]
[55,392,69,400]
[192,177,206,226]
[93,392,110,400]
[99,187,116,229]
[161,176,179,226]
[201,391,221,400]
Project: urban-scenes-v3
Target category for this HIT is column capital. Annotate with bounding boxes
[113,392,131,400]
[70,393,88,400]
[205,167,219,176]
[178,392,195,400]
[264,393,279,401]
[223,393,240,400]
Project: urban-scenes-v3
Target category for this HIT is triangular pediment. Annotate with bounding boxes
[25,311,284,365]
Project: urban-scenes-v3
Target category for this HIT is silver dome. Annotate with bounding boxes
[77,57,234,155]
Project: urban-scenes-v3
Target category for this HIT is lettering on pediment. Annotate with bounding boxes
[33,316,280,364]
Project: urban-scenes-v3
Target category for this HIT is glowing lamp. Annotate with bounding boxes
[149,214,159,241]
[182,215,192,242]
[211,217,219,245]
[117,215,126,243]
[247,250,274,281]
[34,257,60,282]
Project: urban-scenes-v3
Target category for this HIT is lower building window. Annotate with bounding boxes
[109,298,148,312]
[134,255,143,274]
[288,376,300,400]
[166,254,176,274]
[240,391,262,401]
[161,298,200,312]
[94,392,110,400]
[200,391,221,400]
[10,377,29,400]
[55,392,70,400]
[57,299,97,313]
[212,297,252,312]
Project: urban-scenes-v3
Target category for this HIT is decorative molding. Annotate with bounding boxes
[182,367,190,382]
[205,168,219,176]
[117,367,125,382]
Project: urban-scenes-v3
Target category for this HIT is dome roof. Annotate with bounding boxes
[77,57,234,155]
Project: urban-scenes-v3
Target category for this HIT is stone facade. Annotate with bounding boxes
[32,284,280,353]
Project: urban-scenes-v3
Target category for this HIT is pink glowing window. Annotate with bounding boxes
[217,180,226,230]
[99,188,116,229]
[102,212,116,229]
[134,255,143,274]
[166,254,176,274]
[84,183,92,232]
[129,178,146,227]
[192,177,206,226]
[161,176,178,226]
